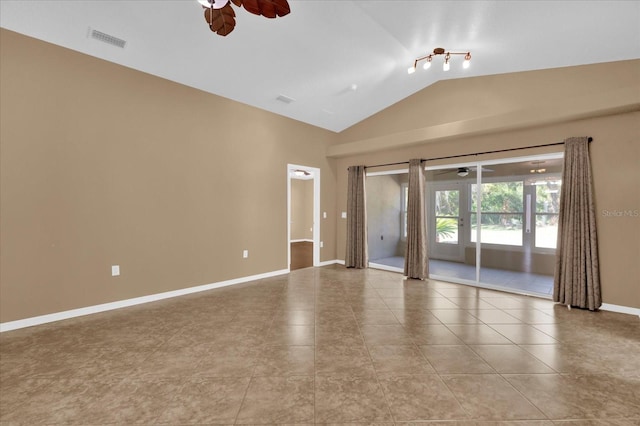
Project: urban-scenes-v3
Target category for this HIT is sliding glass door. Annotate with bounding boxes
[365,153,562,298]
[474,160,559,296]
[426,153,563,298]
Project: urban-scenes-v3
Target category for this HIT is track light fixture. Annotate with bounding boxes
[408,48,471,74]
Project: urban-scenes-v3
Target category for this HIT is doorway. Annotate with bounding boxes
[287,164,321,270]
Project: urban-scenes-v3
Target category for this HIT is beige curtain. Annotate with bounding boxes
[553,137,601,311]
[345,165,368,268]
[404,159,429,279]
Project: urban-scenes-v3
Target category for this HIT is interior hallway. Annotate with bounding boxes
[1,265,639,424]
[290,241,313,271]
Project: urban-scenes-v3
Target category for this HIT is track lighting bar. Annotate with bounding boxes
[408,47,471,74]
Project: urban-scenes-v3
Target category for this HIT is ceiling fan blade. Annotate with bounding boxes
[238,0,290,18]
[273,0,291,16]
[205,3,236,36]
[469,166,494,173]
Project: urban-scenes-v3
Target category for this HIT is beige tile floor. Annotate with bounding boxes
[1,265,639,425]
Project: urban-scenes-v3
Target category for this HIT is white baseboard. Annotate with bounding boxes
[318,259,341,267]
[6,266,634,333]
[600,303,640,317]
[0,269,289,333]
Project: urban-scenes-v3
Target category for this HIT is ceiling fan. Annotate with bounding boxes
[199,0,291,36]
[436,166,494,177]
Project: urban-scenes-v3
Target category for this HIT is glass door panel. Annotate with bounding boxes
[366,172,407,271]
[477,160,561,296]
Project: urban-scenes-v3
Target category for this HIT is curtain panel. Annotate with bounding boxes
[345,165,368,269]
[553,137,602,310]
[404,159,429,279]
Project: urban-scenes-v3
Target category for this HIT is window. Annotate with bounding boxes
[532,178,561,249]
[470,181,524,246]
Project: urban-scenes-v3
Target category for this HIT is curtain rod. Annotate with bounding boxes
[364,137,592,169]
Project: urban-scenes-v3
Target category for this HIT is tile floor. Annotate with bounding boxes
[1,265,639,425]
[371,257,554,296]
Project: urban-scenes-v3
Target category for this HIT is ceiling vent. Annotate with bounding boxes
[88,28,127,48]
[276,94,295,104]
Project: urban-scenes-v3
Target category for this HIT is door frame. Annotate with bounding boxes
[287,164,321,270]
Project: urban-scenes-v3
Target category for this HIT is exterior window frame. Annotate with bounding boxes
[400,182,408,240]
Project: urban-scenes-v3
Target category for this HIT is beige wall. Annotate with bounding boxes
[0,29,337,322]
[290,179,314,241]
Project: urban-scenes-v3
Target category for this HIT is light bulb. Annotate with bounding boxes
[423,60,431,70]
[463,52,471,69]
[443,61,450,71]
[407,66,416,75]
[197,0,229,8]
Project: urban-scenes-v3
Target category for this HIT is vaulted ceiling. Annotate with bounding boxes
[1,1,638,132]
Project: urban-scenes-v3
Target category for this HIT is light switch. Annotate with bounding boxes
[323,211,327,219]
[111,265,120,276]
[341,212,347,219]
[243,250,249,258]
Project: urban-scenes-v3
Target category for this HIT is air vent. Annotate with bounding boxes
[276,94,295,104]
[88,28,127,48]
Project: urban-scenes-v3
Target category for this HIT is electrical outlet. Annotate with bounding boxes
[243,250,249,258]
[320,241,324,248]
[111,265,120,276]
[341,212,347,219]
[323,211,327,219]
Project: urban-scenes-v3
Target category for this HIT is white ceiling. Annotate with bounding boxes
[1,1,639,132]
